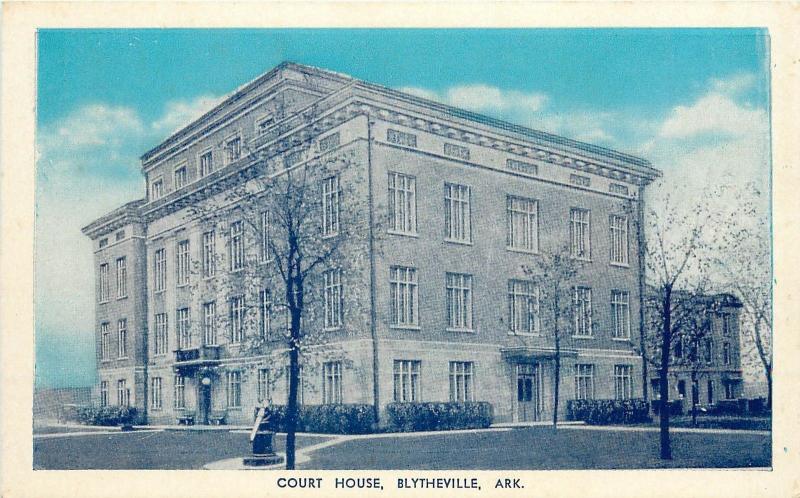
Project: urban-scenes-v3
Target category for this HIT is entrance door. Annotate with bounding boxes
[517,364,541,422]
[199,384,211,425]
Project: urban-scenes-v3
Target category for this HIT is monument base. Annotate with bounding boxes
[243,454,285,466]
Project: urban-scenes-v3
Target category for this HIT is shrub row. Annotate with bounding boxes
[253,404,376,434]
[567,399,651,425]
[77,406,139,426]
[651,399,684,416]
[385,402,494,432]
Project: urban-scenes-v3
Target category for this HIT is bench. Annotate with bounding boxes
[209,411,226,425]
[176,411,196,425]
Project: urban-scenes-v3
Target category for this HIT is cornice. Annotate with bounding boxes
[82,199,146,240]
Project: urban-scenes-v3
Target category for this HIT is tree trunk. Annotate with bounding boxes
[552,291,560,429]
[691,373,698,427]
[285,340,299,470]
[659,287,673,460]
[766,367,772,411]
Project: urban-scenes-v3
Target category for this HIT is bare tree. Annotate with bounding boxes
[188,129,370,468]
[717,183,772,409]
[523,244,584,428]
[642,193,717,460]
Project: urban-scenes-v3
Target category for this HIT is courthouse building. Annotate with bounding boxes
[82,62,660,425]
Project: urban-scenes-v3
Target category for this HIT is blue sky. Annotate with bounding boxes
[35,29,770,388]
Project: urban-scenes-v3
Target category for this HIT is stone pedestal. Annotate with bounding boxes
[243,430,284,467]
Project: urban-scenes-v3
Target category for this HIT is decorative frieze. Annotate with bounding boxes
[387,129,417,148]
[506,159,539,176]
[570,174,591,187]
[443,143,471,161]
[609,183,629,195]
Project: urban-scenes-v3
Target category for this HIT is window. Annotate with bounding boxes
[176,240,190,286]
[449,361,474,402]
[230,296,245,344]
[574,364,595,400]
[151,177,164,200]
[387,129,417,147]
[573,287,593,337]
[100,381,109,407]
[388,172,417,234]
[322,361,343,404]
[117,379,129,406]
[99,238,108,249]
[570,174,591,187]
[100,323,111,360]
[225,135,241,164]
[154,313,168,355]
[259,211,270,262]
[174,375,185,409]
[202,302,217,346]
[319,132,340,152]
[151,377,162,410]
[115,230,125,241]
[508,280,539,335]
[99,263,109,302]
[284,150,303,168]
[707,380,714,404]
[446,273,473,331]
[199,150,213,177]
[678,379,687,398]
[256,115,274,135]
[674,336,684,358]
[285,365,304,404]
[507,196,538,252]
[115,257,127,298]
[154,248,167,292]
[506,158,538,176]
[390,266,419,327]
[229,221,244,271]
[614,365,633,400]
[570,208,591,260]
[611,290,630,339]
[202,231,216,278]
[609,183,629,195]
[322,176,340,236]
[723,342,731,365]
[724,381,735,399]
[117,319,127,358]
[323,269,343,329]
[174,164,188,189]
[444,143,470,160]
[722,314,733,336]
[444,183,471,242]
[393,360,421,402]
[177,308,191,350]
[226,371,241,408]
[257,368,270,403]
[609,215,629,265]
[259,289,272,338]
[704,338,714,364]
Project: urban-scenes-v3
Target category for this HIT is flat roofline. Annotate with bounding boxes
[139,62,657,176]
[81,199,146,239]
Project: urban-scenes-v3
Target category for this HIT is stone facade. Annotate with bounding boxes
[83,62,660,426]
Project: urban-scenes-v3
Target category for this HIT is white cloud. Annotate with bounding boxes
[151,94,222,135]
[709,72,757,96]
[658,92,766,139]
[399,84,548,115]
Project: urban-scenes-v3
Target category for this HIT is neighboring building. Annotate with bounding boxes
[647,292,744,410]
[82,62,660,425]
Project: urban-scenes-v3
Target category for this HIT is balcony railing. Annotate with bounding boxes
[174,346,220,365]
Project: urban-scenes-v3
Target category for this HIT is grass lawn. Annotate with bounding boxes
[33,430,332,470]
[299,426,771,470]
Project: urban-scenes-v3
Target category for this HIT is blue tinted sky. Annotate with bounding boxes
[35,29,770,388]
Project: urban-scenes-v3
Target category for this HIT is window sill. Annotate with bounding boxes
[117,295,128,301]
[154,290,166,295]
[572,335,595,339]
[610,262,630,269]
[203,275,216,281]
[99,300,110,305]
[100,359,112,364]
[226,407,242,411]
[612,337,631,342]
[117,356,129,361]
[571,256,592,263]
[447,327,476,334]
[509,331,540,337]
[444,238,473,246]
[230,268,245,274]
[387,230,418,238]
[506,247,539,256]
[390,325,421,331]
[322,232,339,240]
[323,326,342,332]
[176,283,189,289]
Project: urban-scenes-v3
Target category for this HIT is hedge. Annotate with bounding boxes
[253,404,376,434]
[77,406,139,426]
[385,402,494,432]
[567,399,651,425]
[651,399,684,416]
